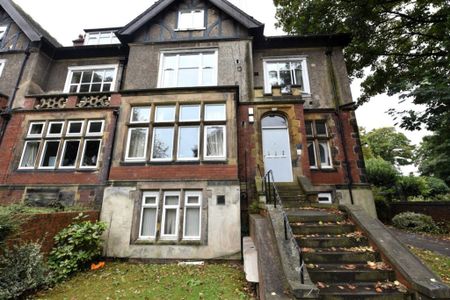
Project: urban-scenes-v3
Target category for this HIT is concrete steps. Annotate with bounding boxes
[318,283,411,300]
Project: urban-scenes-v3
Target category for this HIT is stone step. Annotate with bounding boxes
[309,268,396,283]
[318,282,410,300]
[291,224,356,235]
[304,251,381,264]
[288,212,345,223]
[297,236,369,248]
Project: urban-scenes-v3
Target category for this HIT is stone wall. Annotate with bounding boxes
[390,202,450,223]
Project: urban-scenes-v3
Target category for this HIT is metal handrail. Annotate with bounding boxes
[263,170,305,284]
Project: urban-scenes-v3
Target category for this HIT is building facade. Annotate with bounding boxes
[0,0,374,260]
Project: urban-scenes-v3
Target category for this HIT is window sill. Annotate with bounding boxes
[120,160,228,166]
[16,168,99,173]
[310,167,338,173]
[174,27,206,32]
[133,239,203,246]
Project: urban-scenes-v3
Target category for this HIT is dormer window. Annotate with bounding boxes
[85,31,120,45]
[0,26,7,40]
[177,9,205,30]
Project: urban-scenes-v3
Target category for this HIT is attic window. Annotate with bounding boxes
[85,31,120,45]
[177,9,205,30]
[0,26,6,40]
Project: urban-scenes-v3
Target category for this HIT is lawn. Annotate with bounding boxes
[409,246,450,284]
[36,262,255,300]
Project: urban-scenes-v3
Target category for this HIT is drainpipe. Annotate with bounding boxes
[0,48,30,146]
[326,47,354,205]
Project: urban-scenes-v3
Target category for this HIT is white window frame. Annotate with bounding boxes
[63,64,118,93]
[84,31,120,45]
[27,122,46,138]
[38,140,61,170]
[79,139,102,169]
[157,50,218,88]
[179,104,201,122]
[66,121,85,137]
[130,107,151,124]
[0,59,6,77]
[86,120,105,137]
[176,9,205,30]
[183,191,202,240]
[307,142,318,169]
[177,126,200,161]
[318,142,333,169]
[318,193,332,204]
[263,57,311,94]
[154,106,176,123]
[204,125,226,160]
[59,139,81,169]
[139,191,160,239]
[18,141,41,170]
[0,26,7,40]
[161,191,181,240]
[150,127,175,162]
[46,121,64,138]
[125,127,149,162]
[204,103,226,121]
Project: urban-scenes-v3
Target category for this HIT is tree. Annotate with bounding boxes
[365,158,399,188]
[361,127,415,166]
[273,0,450,135]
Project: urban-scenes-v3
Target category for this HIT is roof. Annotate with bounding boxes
[0,0,61,47]
[118,0,264,37]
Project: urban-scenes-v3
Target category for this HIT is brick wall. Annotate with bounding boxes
[8,211,100,254]
[390,202,450,223]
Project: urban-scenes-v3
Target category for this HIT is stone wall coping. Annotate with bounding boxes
[340,204,450,299]
[267,207,319,299]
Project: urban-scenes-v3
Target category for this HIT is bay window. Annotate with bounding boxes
[158,50,217,88]
[263,58,310,94]
[19,120,104,170]
[125,103,227,162]
[64,65,118,93]
[306,120,333,169]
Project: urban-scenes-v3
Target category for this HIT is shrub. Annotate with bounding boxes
[392,212,443,233]
[0,243,49,299]
[423,177,449,197]
[0,206,28,246]
[396,175,428,200]
[374,198,391,223]
[365,158,399,187]
[48,213,107,282]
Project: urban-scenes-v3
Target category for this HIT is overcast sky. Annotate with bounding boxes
[13,0,428,173]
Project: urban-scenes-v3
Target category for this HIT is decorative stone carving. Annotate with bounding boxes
[35,97,67,109]
[77,95,111,108]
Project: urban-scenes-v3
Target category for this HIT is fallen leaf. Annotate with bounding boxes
[337,285,345,290]
[317,282,326,289]
[376,287,383,293]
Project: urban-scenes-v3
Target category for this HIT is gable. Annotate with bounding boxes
[0,6,30,51]
[119,0,263,43]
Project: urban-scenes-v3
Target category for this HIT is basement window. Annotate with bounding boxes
[318,193,332,204]
[19,119,105,171]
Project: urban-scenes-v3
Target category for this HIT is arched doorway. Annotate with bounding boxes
[261,114,293,182]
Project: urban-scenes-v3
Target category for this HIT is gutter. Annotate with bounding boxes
[325,47,354,205]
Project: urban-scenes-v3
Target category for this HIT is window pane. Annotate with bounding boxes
[192,10,204,28]
[202,52,215,68]
[145,196,157,205]
[81,140,100,167]
[29,123,43,136]
[279,68,292,93]
[81,71,93,83]
[152,127,174,159]
[79,84,90,93]
[69,85,78,93]
[102,83,111,91]
[292,62,303,88]
[206,127,224,157]
[163,54,177,69]
[178,127,199,159]
[202,68,214,86]
[178,11,192,28]
[185,207,200,237]
[20,142,40,168]
[141,208,157,237]
[308,143,316,167]
[179,53,200,68]
[104,70,115,82]
[165,195,179,205]
[68,122,82,134]
[305,121,313,136]
[205,104,226,121]
[316,121,327,136]
[92,71,104,83]
[164,209,177,235]
[178,68,198,86]
[41,141,60,167]
[261,115,287,128]
[163,69,176,87]
[187,195,200,204]
[319,142,331,166]
[127,128,148,159]
[71,72,82,84]
[131,107,151,123]
[48,123,63,135]
[91,84,101,92]
[179,105,200,121]
[61,141,80,167]
[88,121,103,134]
[155,106,175,122]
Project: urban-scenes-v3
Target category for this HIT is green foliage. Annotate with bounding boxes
[48,214,107,282]
[416,131,450,185]
[392,212,443,234]
[0,243,49,299]
[361,127,415,166]
[365,158,399,187]
[0,206,28,246]
[274,0,450,143]
[423,177,449,197]
[374,198,391,223]
[396,175,428,200]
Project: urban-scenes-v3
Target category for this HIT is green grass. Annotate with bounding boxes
[409,246,450,284]
[0,204,93,215]
[36,262,254,300]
